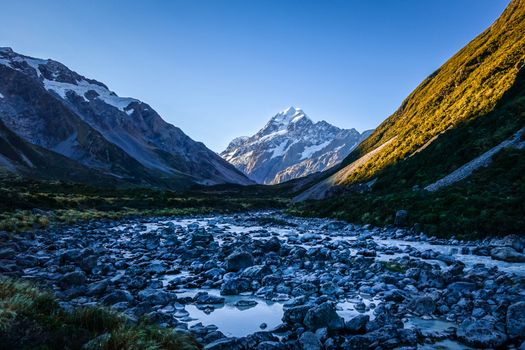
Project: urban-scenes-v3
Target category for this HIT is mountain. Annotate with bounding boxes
[221,107,372,184]
[292,0,525,237]
[0,48,252,187]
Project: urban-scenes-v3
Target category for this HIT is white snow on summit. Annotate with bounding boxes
[221,107,372,184]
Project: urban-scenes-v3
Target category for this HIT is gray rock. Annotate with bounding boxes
[447,282,477,294]
[138,288,175,306]
[507,302,525,339]
[409,295,435,315]
[299,331,321,350]
[226,251,254,272]
[345,314,369,334]
[257,341,284,350]
[304,302,344,331]
[394,210,408,227]
[457,318,507,348]
[263,237,281,252]
[194,292,225,305]
[191,230,214,247]
[80,255,98,272]
[283,305,311,325]
[204,337,243,350]
[490,247,525,263]
[220,277,251,295]
[500,234,525,252]
[58,271,86,289]
[241,265,272,281]
[101,290,134,305]
[86,280,108,296]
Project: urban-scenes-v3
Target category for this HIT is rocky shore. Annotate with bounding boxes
[1,211,524,349]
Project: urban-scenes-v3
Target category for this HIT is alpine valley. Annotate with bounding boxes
[1,1,525,350]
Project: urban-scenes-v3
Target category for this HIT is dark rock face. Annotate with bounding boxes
[0,48,251,187]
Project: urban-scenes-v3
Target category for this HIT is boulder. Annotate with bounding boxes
[191,230,214,247]
[241,265,272,281]
[408,295,435,315]
[346,314,369,334]
[101,290,134,305]
[304,302,344,331]
[457,318,507,348]
[283,305,311,325]
[394,210,408,227]
[226,251,254,272]
[58,271,86,289]
[257,341,285,350]
[263,237,281,252]
[204,337,243,350]
[86,280,108,296]
[299,331,321,350]
[507,302,525,339]
[490,247,525,263]
[500,234,525,252]
[220,277,251,295]
[194,292,225,305]
[137,289,175,306]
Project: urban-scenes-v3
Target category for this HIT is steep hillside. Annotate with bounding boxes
[293,0,525,237]
[222,107,371,184]
[0,119,133,187]
[0,48,251,187]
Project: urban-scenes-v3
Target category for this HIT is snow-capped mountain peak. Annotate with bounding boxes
[221,107,373,184]
[268,106,309,128]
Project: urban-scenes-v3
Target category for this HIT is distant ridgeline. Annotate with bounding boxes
[292,0,525,238]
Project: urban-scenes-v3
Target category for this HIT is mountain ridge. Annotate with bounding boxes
[222,106,372,184]
[0,48,252,188]
[291,0,525,238]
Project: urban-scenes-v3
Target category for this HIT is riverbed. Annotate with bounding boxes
[9,211,525,349]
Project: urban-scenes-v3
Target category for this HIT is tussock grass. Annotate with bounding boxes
[0,277,201,350]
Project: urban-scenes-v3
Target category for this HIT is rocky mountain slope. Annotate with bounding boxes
[221,107,371,184]
[292,0,525,237]
[0,48,252,188]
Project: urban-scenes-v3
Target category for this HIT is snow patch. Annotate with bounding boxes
[269,140,289,158]
[44,79,138,112]
[300,141,330,160]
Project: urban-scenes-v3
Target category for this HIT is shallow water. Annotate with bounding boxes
[108,214,525,339]
[174,289,284,337]
[375,239,525,276]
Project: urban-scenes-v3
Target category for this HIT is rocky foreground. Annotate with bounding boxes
[1,211,524,349]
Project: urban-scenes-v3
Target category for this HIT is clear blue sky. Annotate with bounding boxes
[0,0,509,151]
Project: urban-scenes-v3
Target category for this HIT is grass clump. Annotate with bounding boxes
[0,277,201,350]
